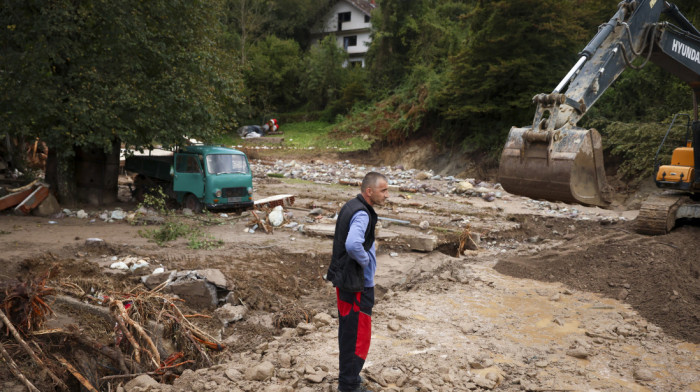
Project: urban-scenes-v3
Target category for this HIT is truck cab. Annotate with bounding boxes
[173,145,254,211]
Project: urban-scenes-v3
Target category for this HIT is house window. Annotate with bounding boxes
[338,12,351,31]
[365,15,370,23]
[343,35,357,49]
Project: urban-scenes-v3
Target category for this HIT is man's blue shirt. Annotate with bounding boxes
[344,210,376,287]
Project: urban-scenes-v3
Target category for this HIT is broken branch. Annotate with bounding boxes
[0,309,69,391]
[0,339,41,392]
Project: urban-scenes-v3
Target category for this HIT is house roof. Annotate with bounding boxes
[343,0,376,16]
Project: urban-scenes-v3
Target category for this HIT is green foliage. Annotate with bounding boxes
[283,121,372,150]
[243,36,303,116]
[139,218,223,249]
[335,65,442,144]
[139,221,192,246]
[187,229,224,250]
[1,0,242,157]
[137,187,169,216]
[299,36,349,110]
[436,0,600,151]
[603,119,691,184]
[581,65,692,127]
[367,0,472,90]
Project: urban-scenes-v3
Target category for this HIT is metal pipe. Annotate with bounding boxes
[553,56,587,93]
[554,3,627,93]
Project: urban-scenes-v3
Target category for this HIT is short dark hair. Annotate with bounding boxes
[361,172,387,192]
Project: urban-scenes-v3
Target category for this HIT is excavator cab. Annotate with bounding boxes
[653,115,699,191]
[499,94,612,207]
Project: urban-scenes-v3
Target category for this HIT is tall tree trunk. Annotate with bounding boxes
[45,140,120,207]
[45,147,77,208]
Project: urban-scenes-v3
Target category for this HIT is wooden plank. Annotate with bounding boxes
[0,188,34,211]
[14,186,49,215]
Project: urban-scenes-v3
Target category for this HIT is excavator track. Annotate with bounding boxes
[635,195,686,235]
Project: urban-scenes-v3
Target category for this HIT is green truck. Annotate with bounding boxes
[124,145,254,212]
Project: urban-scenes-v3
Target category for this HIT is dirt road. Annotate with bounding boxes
[0,156,698,392]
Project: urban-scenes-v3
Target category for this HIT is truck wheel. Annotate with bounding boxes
[183,194,203,213]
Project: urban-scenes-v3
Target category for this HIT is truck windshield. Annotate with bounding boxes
[206,154,249,174]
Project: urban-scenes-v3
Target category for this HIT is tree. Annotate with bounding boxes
[299,35,348,110]
[436,0,608,151]
[243,36,303,117]
[225,0,273,65]
[1,0,242,204]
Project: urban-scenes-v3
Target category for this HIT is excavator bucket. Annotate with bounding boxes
[498,126,612,207]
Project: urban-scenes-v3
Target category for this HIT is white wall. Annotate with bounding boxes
[335,31,371,54]
[319,1,371,33]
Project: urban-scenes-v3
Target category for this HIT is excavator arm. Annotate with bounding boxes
[498,0,700,207]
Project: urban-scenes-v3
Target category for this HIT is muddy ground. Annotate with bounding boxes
[0,149,698,392]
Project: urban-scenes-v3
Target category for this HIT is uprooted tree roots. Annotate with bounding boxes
[1,267,226,391]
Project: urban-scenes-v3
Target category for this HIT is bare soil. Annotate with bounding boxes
[0,146,698,392]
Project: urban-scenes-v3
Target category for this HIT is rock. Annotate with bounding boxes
[269,206,284,227]
[279,352,293,368]
[196,268,230,289]
[111,210,126,220]
[633,367,655,381]
[312,312,333,327]
[403,233,438,252]
[415,171,431,180]
[124,374,159,391]
[566,348,589,359]
[304,372,326,383]
[141,271,174,289]
[85,238,104,246]
[169,280,218,310]
[32,194,60,217]
[224,367,242,381]
[459,322,477,334]
[387,320,401,331]
[455,181,473,193]
[244,361,275,381]
[182,208,194,216]
[419,220,430,229]
[215,304,248,326]
[110,261,129,270]
[76,209,89,219]
[474,374,497,389]
[550,293,561,302]
[296,322,316,336]
[129,259,149,272]
[381,367,403,384]
[308,208,324,216]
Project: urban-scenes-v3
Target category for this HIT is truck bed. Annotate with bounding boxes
[124,155,174,182]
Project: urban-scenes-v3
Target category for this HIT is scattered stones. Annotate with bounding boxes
[215,304,248,326]
[633,367,655,382]
[296,322,316,336]
[566,348,589,359]
[387,320,401,331]
[245,361,275,381]
[312,312,333,328]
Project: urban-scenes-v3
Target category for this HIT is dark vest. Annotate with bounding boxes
[326,194,378,292]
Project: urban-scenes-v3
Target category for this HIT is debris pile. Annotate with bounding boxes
[0,267,226,391]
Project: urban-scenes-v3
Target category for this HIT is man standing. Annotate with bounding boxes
[326,172,389,392]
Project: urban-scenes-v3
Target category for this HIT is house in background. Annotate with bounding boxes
[312,0,376,67]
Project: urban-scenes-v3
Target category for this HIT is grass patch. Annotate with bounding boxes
[139,219,223,250]
[214,121,373,151]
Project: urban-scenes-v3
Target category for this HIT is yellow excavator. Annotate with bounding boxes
[498,0,700,235]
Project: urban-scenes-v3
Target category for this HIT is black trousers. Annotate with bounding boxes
[336,286,374,392]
